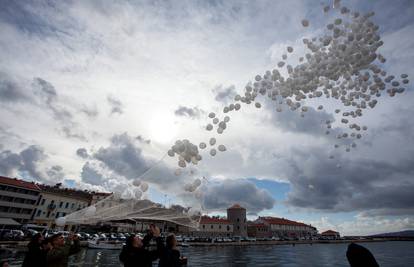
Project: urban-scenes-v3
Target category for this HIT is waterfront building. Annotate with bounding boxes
[193,216,234,238]
[252,216,317,238]
[32,184,91,230]
[0,176,41,224]
[247,223,270,238]
[321,230,340,239]
[227,204,247,237]
[90,191,112,205]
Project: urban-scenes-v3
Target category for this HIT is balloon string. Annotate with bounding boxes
[135,153,168,180]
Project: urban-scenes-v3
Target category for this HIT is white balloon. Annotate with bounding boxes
[140,182,149,192]
[213,118,219,124]
[206,124,213,131]
[135,190,143,199]
[218,145,226,152]
[178,160,186,168]
[301,19,309,27]
[167,150,175,157]
[209,138,216,146]
[208,112,215,118]
[210,149,217,156]
[199,142,207,149]
[224,116,230,123]
[56,216,66,226]
[217,127,224,134]
[132,179,141,187]
[193,178,201,187]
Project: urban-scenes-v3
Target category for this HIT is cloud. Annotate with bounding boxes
[107,95,123,115]
[0,145,46,181]
[310,215,414,236]
[265,102,336,136]
[76,148,89,159]
[284,146,414,216]
[202,179,275,214]
[0,72,31,103]
[174,106,204,119]
[80,162,105,186]
[213,85,237,104]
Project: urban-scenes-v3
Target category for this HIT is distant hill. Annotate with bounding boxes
[369,230,414,238]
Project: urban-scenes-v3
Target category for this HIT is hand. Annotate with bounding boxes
[151,226,160,237]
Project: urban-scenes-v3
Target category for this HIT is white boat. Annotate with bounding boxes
[88,239,124,250]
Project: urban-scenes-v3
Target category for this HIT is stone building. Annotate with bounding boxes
[227,204,247,237]
[0,176,41,224]
[251,216,317,238]
[32,184,91,230]
[193,216,234,238]
[321,230,340,239]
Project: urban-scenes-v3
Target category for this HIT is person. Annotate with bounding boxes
[22,233,47,267]
[159,234,187,267]
[46,233,80,267]
[346,243,379,267]
[119,225,164,267]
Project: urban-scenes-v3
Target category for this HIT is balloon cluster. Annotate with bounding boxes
[169,0,409,167]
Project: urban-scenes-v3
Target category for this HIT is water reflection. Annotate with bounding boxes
[8,241,414,266]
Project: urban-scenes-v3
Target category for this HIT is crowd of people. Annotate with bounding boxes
[3,224,185,267]
[0,225,380,266]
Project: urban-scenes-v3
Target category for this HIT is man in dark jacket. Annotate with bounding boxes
[47,233,80,267]
[22,233,49,267]
[119,225,164,267]
[346,243,379,267]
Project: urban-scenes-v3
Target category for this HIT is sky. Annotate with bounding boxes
[1,0,414,236]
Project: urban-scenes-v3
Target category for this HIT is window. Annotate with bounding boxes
[65,202,69,209]
[41,199,45,205]
[46,211,51,218]
[237,218,240,222]
[36,210,41,217]
[71,203,75,209]
[211,225,213,229]
[59,202,63,208]
[219,225,222,229]
[202,225,205,229]
[50,200,55,204]
[55,212,60,218]
[237,226,240,230]
[227,226,230,231]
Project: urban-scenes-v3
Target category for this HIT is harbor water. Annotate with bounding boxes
[7,241,414,266]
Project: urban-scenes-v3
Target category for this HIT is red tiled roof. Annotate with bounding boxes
[321,230,339,235]
[200,216,231,224]
[259,216,310,227]
[0,176,40,191]
[228,204,245,210]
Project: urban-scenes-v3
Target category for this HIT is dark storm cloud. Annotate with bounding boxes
[93,133,150,178]
[174,106,204,119]
[80,162,105,186]
[80,132,186,190]
[0,145,46,181]
[202,179,275,214]
[213,85,237,103]
[76,148,89,159]
[284,147,414,216]
[0,72,31,103]
[107,95,123,115]
[267,103,336,136]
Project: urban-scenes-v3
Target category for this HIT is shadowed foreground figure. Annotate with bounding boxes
[159,234,187,267]
[119,225,164,267]
[346,243,379,267]
[47,233,80,267]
